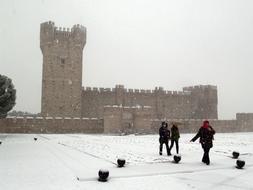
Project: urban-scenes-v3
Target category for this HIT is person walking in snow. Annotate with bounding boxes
[190,120,215,165]
[169,123,180,154]
[159,121,171,156]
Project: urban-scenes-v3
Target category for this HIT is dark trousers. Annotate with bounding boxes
[201,143,211,165]
[159,138,170,155]
[170,139,179,154]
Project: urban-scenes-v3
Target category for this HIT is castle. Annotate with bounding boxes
[1,21,252,134]
[40,21,218,121]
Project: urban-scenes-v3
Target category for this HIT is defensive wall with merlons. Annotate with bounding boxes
[81,84,218,120]
[0,110,252,134]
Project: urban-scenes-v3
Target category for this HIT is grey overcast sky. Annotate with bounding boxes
[1,0,253,119]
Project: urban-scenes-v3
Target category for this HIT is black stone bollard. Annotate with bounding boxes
[173,155,181,163]
[34,138,37,141]
[236,160,245,169]
[117,158,126,168]
[232,151,240,159]
[0,141,2,145]
[98,169,109,182]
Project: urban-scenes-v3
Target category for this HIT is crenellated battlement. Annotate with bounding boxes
[40,21,86,35]
[40,21,86,49]
[6,116,100,121]
[104,105,152,109]
[83,85,192,95]
[40,21,55,28]
[84,87,114,93]
[0,116,103,134]
[54,27,72,38]
[183,85,217,92]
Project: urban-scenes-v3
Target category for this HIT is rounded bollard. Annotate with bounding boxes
[34,138,37,141]
[173,154,181,163]
[236,160,245,169]
[98,169,109,182]
[117,158,126,168]
[0,141,2,145]
[232,151,240,159]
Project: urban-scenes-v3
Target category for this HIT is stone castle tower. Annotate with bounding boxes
[40,21,86,117]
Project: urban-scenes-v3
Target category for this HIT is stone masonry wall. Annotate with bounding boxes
[0,117,103,134]
[103,105,154,134]
[236,113,253,132]
[81,85,218,120]
[1,113,253,134]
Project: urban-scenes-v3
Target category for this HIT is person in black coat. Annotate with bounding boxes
[190,120,215,165]
[169,123,180,154]
[159,121,171,156]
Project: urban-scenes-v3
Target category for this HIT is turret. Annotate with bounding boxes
[71,24,86,49]
[40,21,55,51]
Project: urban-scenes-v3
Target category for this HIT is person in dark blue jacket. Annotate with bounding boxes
[159,121,171,156]
[190,120,215,165]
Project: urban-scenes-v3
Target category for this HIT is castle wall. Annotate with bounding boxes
[103,105,154,134]
[150,113,253,133]
[81,87,115,118]
[0,117,103,134]
[183,85,218,119]
[81,85,217,120]
[236,113,253,132]
[103,106,123,133]
[1,112,252,134]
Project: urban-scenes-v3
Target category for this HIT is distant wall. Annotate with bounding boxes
[81,85,218,120]
[103,106,252,134]
[1,113,252,134]
[0,117,103,134]
[236,113,253,132]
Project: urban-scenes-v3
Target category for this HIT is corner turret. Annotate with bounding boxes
[71,24,86,49]
[40,21,55,51]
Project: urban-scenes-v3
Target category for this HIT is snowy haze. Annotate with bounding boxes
[1,0,253,119]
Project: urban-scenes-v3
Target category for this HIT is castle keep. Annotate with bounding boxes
[40,21,218,121]
[40,21,86,117]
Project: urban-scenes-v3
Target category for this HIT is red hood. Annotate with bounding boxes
[202,120,209,129]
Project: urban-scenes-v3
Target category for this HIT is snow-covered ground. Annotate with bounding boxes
[0,133,252,190]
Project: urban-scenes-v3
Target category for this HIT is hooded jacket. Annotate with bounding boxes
[191,121,215,147]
